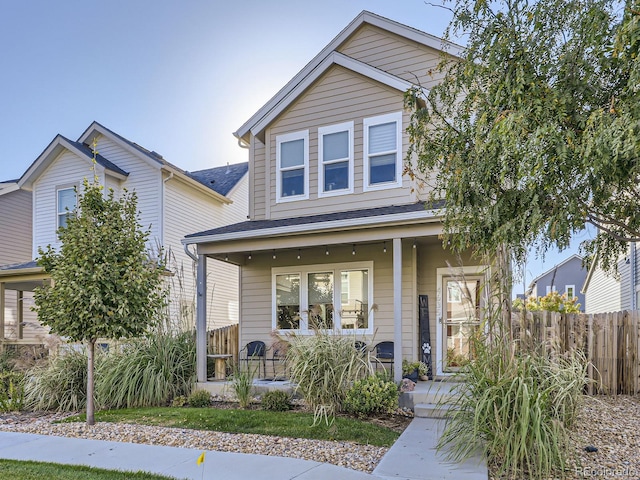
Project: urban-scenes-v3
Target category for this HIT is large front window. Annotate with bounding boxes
[272,262,373,333]
[276,130,308,201]
[318,121,353,197]
[363,112,402,191]
[57,187,76,229]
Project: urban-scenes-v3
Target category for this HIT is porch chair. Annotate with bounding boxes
[241,340,267,378]
[270,343,288,380]
[374,341,394,373]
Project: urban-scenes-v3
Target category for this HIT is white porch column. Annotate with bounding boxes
[196,254,208,382]
[0,282,5,344]
[393,238,402,382]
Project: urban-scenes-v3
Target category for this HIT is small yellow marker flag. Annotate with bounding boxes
[197,451,205,466]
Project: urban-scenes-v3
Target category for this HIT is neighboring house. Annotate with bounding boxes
[582,243,639,313]
[526,254,587,311]
[183,11,488,383]
[0,180,36,343]
[0,121,248,347]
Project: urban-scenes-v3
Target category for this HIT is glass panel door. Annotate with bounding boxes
[443,278,481,371]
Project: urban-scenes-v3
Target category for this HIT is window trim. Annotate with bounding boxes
[56,185,77,231]
[276,130,309,203]
[363,111,403,192]
[272,261,374,334]
[565,285,575,300]
[317,121,354,198]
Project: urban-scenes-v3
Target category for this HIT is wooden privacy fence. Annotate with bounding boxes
[207,323,239,365]
[512,310,640,395]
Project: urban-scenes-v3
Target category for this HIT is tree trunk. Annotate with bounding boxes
[87,339,95,426]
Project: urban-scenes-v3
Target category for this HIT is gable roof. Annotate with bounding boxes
[0,180,20,196]
[79,122,246,203]
[19,134,129,190]
[188,162,249,197]
[234,10,462,142]
[527,254,584,292]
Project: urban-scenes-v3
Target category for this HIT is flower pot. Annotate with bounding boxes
[419,375,429,381]
[403,369,419,382]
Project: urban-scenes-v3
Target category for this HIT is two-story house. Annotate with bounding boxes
[183,11,489,383]
[0,121,248,347]
[526,254,587,311]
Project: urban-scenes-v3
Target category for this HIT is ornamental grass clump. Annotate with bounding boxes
[286,328,373,421]
[24,348,92,412]
[439,337,588,480]
[96,331,196,409]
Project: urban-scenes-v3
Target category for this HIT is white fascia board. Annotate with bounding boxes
[161,165,232,205]
[182,209,441,246]
[78,122,162,171]
[18,136,109,190]
[0,183,20,196]
[234,10,456,140]
[250,52,414,137]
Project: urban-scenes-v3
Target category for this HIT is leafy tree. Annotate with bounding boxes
[513,292,581,314]
[405,0,640,274]
[34,177,166,425]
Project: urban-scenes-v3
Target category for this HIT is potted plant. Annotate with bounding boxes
[402,360,420,382]
[417,361,430,381]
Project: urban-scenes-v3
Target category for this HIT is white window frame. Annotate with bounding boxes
[565,285,575,300]
[56,185,77,231]
[318,121,354,197]
[363,111,403,192]
[276,130,309,203]
[272,261,374,335]
[545,285,557,295]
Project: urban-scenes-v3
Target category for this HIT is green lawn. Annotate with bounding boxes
[0,460,179,480]
[63,407,400,447]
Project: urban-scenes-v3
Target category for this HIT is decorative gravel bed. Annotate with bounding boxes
[565,395,640,479]
[0,411,388,473]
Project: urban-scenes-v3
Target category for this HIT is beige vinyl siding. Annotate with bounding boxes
[338,24,448,90]
[0,189,32,265]
[164,177,247,329]
[585,267,622,313]
[250,135,267,220]
[266,65,415,220]
[32,150,97,254]
[93,134,163,247]
[239,242,417,359]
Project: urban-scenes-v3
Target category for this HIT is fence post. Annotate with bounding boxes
[587,314,593,395]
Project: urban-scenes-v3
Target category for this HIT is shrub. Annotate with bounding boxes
[261,390,292,411]
[24,349,90,412]
[188,390,211,408]
[97,331,196,409]
[440,339,588,479]
[171,395,188,407]
[0,371,25,412]
[344,375,399,417]
[230,368,254,409]
[286,329,373,420]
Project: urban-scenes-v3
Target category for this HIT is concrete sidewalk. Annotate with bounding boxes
[0,418,488,480]
[0,431,374,480]
[374,418,487,480]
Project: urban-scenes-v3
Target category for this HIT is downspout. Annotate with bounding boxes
[184,243,198,262]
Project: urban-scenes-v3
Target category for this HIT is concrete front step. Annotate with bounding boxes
[414,402,457,419]
[399,381,462,411]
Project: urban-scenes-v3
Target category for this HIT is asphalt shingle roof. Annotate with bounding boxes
[185,201,442,239]
[188,163,249,197]
[0,260,38,271]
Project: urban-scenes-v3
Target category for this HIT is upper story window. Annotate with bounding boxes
[318,121,354,197]
[363,112,403,191]
[276,130,309,202]
[565,285,575,300]
[57,187,77,229]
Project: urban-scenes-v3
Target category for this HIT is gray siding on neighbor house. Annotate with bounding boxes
[532,256,587,311]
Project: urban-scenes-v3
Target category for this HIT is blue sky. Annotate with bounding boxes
[0,0,589,293]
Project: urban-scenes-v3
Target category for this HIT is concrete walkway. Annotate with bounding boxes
[0,419,488,480]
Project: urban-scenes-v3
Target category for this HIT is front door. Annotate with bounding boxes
[442,277,482,372]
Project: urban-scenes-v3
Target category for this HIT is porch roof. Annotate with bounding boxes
[183,201,444,245]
